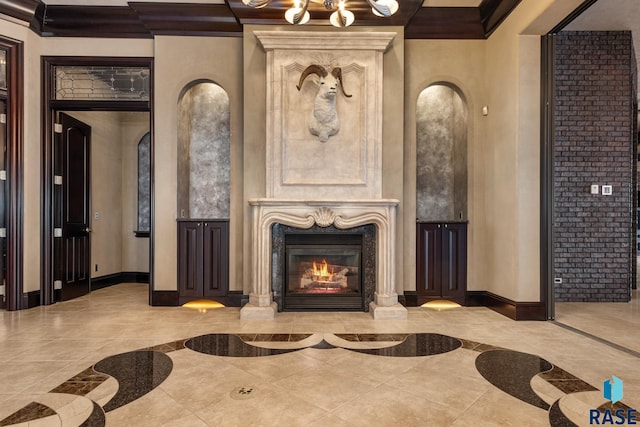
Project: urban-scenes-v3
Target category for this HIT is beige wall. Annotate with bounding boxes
[2,0,586,302]
[154,36,243,292]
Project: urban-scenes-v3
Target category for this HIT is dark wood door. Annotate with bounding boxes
[57,113,91,301]
[416,222,467,305]
[178,220,229,304]
[202,221,229,298]
[178,221,204,300]
[416,222,441,300]
[440,223,467,305]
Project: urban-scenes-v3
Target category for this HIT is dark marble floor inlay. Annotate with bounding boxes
[185,334,299,357]
[0,402,57,426]
[351,333,461,357]
[79,402,106,427]
[475,349,552,410]
[312,339,337,349]
[93,350,173,412]
[238,333,313,342]
[549,399,579,427]
[539,365,598,394]
[335,333,408,342]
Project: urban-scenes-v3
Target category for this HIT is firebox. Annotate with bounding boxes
[272,223,376,311]
[285,233,363,310]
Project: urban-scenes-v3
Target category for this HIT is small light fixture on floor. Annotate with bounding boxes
[182,299,225,313]
[421,300,462,311]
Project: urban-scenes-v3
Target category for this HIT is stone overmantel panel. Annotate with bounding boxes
[254,30,396,200]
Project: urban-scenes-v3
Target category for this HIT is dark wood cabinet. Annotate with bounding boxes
[416,222,467,305]
[178,220,229,304]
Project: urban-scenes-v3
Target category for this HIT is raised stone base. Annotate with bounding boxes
[369,302,408,320]
[240,302,278,320]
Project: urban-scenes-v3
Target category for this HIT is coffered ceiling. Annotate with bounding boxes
[0,0,521,39]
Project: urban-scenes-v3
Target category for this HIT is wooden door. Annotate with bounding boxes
[440,223,467,305]
[416,222,442,300]
[178,221,204,302]
[202,221,229,298]
[57,113,91,301]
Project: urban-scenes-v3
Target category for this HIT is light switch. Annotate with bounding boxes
[590,185,599,195]
[602,185,613,195]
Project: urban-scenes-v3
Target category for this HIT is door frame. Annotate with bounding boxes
[0,36,24,311]
[41,56,154,305]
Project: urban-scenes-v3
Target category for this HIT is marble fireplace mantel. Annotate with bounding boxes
[240,199,407,320]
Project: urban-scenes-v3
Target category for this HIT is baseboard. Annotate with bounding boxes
[225,291,247,307]
[467,291,547,321]
[25,290,41,309]
[91,271,150,290]
[152,291,179,306]
[401,291,418,307]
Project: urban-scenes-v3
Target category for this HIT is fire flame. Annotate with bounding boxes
[312,259,333,278]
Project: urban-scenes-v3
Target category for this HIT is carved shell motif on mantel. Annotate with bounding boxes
[310,207,340,227]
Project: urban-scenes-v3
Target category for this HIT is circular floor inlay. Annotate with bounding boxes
[230,386,258,400]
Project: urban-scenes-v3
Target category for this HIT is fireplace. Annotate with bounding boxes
[272,223,376,311]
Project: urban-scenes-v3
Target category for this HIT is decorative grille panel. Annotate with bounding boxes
[54,65,150,101]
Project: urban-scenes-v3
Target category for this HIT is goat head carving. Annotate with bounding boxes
[296,64,352,142]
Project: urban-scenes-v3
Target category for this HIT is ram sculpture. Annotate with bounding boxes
[296,64,352,142]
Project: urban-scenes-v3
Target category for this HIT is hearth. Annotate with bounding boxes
[272,224,376,311]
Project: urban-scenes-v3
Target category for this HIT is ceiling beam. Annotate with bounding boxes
[0,0,522,39]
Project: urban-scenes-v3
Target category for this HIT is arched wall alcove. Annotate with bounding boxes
[177,80,230,219]
[416,83,468,221]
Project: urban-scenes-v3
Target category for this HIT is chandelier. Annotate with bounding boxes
[242,0,399,28]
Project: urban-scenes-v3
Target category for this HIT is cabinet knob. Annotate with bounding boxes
[444,224,448,228]
[437,224,441,228]
[197,222,201,227]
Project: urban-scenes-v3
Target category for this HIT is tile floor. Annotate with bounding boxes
[0,283,638,426]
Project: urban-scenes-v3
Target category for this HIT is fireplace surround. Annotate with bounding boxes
[240,30,405,320]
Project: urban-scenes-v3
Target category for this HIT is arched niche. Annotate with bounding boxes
[137,132,151,235]
[177,80,230,219]
[416,83,468,221]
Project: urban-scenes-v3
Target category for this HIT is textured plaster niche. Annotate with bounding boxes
[177,81,230,219]
[416,84,468,220]
[137,132,150,233]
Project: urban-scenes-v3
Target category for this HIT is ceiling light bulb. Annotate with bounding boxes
[285,7,310,24]
[242,0,272,8]
[330,1,354,27]
[285,0,310,24]
[370,0,398,17]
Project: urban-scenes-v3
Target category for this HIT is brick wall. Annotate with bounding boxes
[554,31,637,302]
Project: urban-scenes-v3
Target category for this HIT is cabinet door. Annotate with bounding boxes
[178,221,204,299]
[441,223,467,305]
[202,222,229,298]
[416,223,442,299]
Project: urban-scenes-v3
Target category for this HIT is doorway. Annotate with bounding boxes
[542,0,638,326]
[42,57,154,305]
